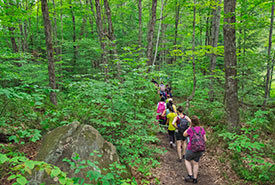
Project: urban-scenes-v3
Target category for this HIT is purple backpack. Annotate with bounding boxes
[190,127,205,152]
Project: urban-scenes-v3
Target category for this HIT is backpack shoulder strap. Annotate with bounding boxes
[191,127,196,134]
[199,127,203,134]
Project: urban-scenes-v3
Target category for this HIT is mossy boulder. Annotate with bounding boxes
[29,122,129,184]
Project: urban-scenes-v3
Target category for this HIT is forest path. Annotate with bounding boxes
[149,98,226,185]
[150,131,222,185]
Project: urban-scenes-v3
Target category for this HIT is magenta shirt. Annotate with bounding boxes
[186,126,206,150]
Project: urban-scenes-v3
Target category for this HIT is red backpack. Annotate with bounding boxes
[156,102,165,120]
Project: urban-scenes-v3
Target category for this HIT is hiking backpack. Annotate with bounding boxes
[177,115,189,133]
[190,127,205,152]
[156,102,166,120]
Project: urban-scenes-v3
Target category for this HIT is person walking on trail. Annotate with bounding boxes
[159,82,167,100]
[172,106,191,162]
[166,105,177,148]
[156,97,166,127]
[183,116,206,184]
[162,99,177,117]
[165,84,172,97]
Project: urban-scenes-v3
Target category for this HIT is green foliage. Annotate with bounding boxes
[219,124,275,183]
[63,152,136,185]
[0,152,74,185]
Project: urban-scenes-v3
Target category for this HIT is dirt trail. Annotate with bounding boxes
[150,132,225,185]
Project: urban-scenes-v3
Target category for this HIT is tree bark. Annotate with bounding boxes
[208,0,221,102]
[173,0,180,63]
[263,0,274,108]
[94,0,108,79]
[103,0,121,77]
[19,23,25,52]
[185,0,197,114]
[147,0,157,65]
[8,27,18,53]
[153,0,164,66]
[70,0,78,70]
[52,0,58,55]
[138,0,142,47]
[223,0,239,129]
[41,0,58,106]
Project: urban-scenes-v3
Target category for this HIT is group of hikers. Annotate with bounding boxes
[153,80,207,184]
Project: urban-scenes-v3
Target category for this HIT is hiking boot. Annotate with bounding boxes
[170,141,173,148]
[178,158,182,163]
[172,143,176,147]
[193,178,198,184]
[184,175,194,182]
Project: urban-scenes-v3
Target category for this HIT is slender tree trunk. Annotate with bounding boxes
[94,0,108,79]
[173,0,180,63]
[224,0,239,129]
[263,0,274,108]
[28,18,34,50]
[138,0,142,47]
[147,0,157,65]
[185,0,197,114]
[19,24,25,52]
[52,0,58,54]
[208,0,221,102]
[89,0,99,68]
[103,0,121,78]
[86,0,94,36]
[205,11,210,47]
[153,0,164,66]
[8,27,18,53]
[70,0,77,70]
[41,0,57,106]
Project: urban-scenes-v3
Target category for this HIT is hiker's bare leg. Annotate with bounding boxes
[176,140,182,159]
[191,160,199,179]
[185,160,193,176]
[182,140,187,155]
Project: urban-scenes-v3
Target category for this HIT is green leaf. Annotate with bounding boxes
[16,176,27,185]
[51,168,61,177]
[0,154,9,164]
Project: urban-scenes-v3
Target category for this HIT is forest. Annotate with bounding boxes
[0,0,274,184]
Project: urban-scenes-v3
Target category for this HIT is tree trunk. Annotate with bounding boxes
[70,0,78,70]
[223,0,239,130]
[152,0,164,66]
[173,0,180,63]
[79,0,87,38]
[41,0,57,106]
[19,24,25,52]
[185,0,197,114]
[147,0,157,66]
[52,0,58,55]
[138,0,142,47]
[208,0,221,102]
[8,27,18,53]
[103,0,121,78]
[263,0,274,108]
[94,0,108,79]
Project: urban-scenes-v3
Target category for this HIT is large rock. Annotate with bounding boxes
[29,122,126,184]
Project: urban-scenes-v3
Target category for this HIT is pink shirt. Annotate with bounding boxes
[186,126,206,150]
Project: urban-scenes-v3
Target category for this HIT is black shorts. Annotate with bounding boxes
[185,149,203,162]
[175,131,186,141]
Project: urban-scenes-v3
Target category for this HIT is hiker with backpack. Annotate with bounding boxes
[156,97,166,126]
[183,116,206,184]
[159,82,167,100]
[172,106,191,162]
[166,104,177,148]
